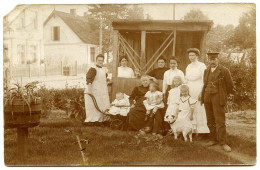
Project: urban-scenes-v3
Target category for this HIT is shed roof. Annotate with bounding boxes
[112,20,213,32]
[44,10,98,44]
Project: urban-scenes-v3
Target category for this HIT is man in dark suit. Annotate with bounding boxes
[201,52,234,152]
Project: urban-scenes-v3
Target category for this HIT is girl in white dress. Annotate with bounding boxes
[164,76,182,122]
[185,48,209,133]
[107,92,130,116]
[175,85,197,131]
[117,56,135,78]
[143,82,164,121]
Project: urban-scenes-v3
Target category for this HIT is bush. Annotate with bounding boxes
[218,49,256,110]
[38,86,85,121]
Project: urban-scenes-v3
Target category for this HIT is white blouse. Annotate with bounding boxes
[163,68,185,94]
[185,61,206,83]
[117,66,135,78]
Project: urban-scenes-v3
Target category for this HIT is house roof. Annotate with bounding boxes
[44,10,98,45]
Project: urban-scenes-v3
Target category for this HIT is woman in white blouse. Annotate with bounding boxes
[117,56,135,78]
[185,48,209,134]
[163,57,185,100]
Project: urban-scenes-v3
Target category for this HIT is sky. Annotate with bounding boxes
[5,3,255,27]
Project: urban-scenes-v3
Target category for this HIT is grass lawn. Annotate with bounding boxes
[4,110,256,166]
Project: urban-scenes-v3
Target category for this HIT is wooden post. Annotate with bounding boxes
[17,127,29,162]
[200,31,207,62]
[172,28,177,56]
[141,31,146,74]
[112,30,119,100]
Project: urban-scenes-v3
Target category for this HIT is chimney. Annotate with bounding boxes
[70,9,76,17]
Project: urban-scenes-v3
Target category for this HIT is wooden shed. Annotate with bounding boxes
[111,20,213,100]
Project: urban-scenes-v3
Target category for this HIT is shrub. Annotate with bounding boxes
[218,49,256,110]
[39,86,85,121]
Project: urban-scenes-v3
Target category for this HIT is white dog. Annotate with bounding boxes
[165,114,193,142]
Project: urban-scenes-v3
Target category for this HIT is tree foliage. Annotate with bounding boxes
[227,9,256,49]
[183,8,209,20]
[87,4,145,55]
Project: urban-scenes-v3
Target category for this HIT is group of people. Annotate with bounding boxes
[84,48,234,152]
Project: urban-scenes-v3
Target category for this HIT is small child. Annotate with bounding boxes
[107,92,130,116]
[175,85,197,130]
[143,82,164,121]
[164,76,182,122]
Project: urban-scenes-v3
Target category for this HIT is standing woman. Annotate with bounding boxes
[117,55,135,78]
[84,54,110,123]
[185,48,209,133]
[162,57,185,101]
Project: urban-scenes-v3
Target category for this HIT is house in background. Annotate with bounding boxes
[3,5,44,67]
[43,9,99,67]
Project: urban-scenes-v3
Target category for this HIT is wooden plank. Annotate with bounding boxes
[112,30,119,100]
[200,31,207,62]
[145,36,174,74]
[143,31,174,69]
[17,127,28,162]
[112,23,210,31]
[172,29,177,56]
[140,31,146,74]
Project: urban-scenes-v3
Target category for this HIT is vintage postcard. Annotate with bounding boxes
[3,3,256,166]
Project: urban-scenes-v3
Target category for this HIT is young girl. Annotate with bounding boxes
[143,82,164,121]
[164,76,182,122]
[107,92,130,116]
[175,85,197,131]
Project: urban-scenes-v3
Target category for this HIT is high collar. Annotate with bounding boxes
[96,65,102,68]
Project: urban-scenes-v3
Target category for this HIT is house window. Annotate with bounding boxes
[29,45,37,63]
[90,47,95,62]
[51,26,60,41]
[17,44,25,64]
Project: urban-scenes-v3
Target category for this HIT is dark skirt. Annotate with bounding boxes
[128,105,165,133]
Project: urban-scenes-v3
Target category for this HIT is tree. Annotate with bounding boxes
[206,24,235,52]
[227,9,256,49]
[87,4,145,55]
[183,8,209,20]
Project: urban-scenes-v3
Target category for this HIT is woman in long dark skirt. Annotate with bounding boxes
[127,75,164,134]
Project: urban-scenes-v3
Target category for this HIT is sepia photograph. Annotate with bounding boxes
[2,2,257,166]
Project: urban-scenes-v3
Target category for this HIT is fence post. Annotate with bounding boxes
[61,60,63,76]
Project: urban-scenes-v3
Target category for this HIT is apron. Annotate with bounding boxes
[84,66,110,122]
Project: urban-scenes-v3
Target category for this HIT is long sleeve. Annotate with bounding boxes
[86,68,96,84]
[129,87,138,105]
[179,71,185,84]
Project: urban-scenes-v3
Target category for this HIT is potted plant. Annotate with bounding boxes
[4,81,42,128]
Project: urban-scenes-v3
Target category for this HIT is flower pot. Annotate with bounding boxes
[4,98,42,128]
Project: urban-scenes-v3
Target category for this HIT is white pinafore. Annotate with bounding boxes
[84,66,110,122]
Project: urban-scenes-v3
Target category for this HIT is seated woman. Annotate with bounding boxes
[117,55,135,78]
[127,75,165,135]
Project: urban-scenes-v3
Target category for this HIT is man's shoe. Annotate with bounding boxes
[205,140,218,146]
[222,144,232,152]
